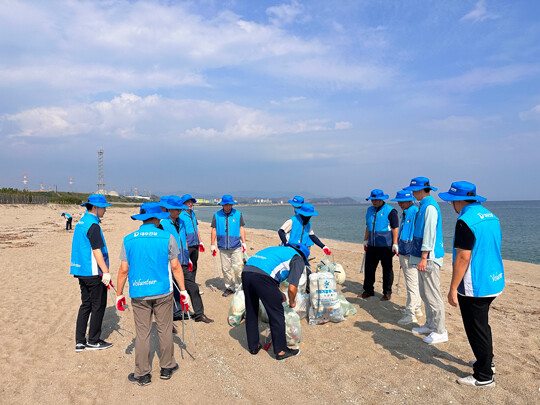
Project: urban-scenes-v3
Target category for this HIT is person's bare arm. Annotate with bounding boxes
[211,227,217,245]
[363,228,369,242]
[92,249,109,274]
[117,261,129,295]
[170,258,186,290]
[391,228,399,245]
[240,226,246,244]
[448,249,471,307]
[288,284,298,308]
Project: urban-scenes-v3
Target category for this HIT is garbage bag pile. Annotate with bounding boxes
[308,271,345,325]
[284,303,302,347]
[316,255,346,284]
[227,284,246,327]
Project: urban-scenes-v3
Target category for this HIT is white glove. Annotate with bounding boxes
[101,273,111,286]
[179,290,192,311]
[392,244,399,254]
[242,242,247,252]
[211,244,217,256]
[363,240,368,252]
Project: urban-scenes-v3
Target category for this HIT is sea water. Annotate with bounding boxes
[194,200,540,265]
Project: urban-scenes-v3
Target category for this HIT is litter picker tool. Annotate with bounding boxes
[396,265,402,294]
[173,282,197,345]
[213,255,221,278]
[360,254,365,274]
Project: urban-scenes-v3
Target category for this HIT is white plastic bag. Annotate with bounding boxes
[338,294,357,317]
[227,284,245,327]
[308,272,345,325]
[333,264,346,284]
[292,292,309,319]
[284,303,302,347]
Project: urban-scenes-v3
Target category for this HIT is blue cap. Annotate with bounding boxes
[366,189,389,200]
[286,242,310,263]
[80,194,112,207]
[159,195,189,210]
[288,196,304,208]
[131,202,171,221]
[219,195,237,205]
[439,181,486,202]
[391,190,415,202]
[181,194,197,204]
[295,203,318,217]
[403,177,438,192]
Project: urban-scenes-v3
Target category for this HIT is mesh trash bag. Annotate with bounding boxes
[284,303,302,347]
[227,284,245,327]
[308,272,345,325]
[338,294,357,317]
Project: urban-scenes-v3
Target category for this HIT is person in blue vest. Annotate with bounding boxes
[115,202,191,386]
[61,212,72,230]
[391,190,422,324]
[403,177,448,344]
[160,196,213,324]
[210,195,247,297]
[439,181,504,387]
[242,242,308,360]
[359,189,399,301]
[70,194,113,353]
[180,194,205,282]
[278,202,332,256]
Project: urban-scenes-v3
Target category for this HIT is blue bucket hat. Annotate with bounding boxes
[391,190,415,202]
[219,195,237,205]
[159,195,170,203]
[295,203,318,217]
[131,202,170,221]
[439,181,487,202]
[286,242,310,264]
[403,177,438,192]
[80,194,112,207]
[366,189,389,200]
[181,194,197,204]
[160,195,189,210]
[288,196,304,208]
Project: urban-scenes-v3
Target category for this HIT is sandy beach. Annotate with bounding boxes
[0,204,539,404]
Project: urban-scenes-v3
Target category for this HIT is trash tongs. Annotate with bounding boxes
[173,282,197,346]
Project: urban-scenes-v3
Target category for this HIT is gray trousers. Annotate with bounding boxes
[219,248,243,291]
[132,293,176,377]
[418,261,446,334]
[399,255,421,316]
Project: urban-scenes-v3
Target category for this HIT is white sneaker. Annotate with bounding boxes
[398,314,418,325]
[412,324,435,335]
[423,331,448,344]
[457,375,495,387]
[468,360,496,375]
[415,308,423,317]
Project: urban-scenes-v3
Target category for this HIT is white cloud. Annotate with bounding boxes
[460,0,500,23]
[334,121,352,130]
[519,105,540,121]
[270,96,306,105]
[422,115,498,132]
[266,1,307,26]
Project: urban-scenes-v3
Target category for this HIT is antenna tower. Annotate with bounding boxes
[69,176,74,191]
[23,173,28,190]
[97,149,106,194]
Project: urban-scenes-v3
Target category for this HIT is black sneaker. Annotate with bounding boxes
[75,343,86,353]
[249,344,262,355]
[128,373,151,386]
[222,289,234,297]
[276,348,300,360]
[160,364,179,380]
[86,340,113,350]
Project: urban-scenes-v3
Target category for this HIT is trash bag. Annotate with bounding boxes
[284,303,302,347]
[297,266,308,293]
[243,251,250,264]
[232,262,244,279]
[316,255,332,273]
[308,272,345,325]
[338,294,357,317]
[333,264,346,285]
[227,284,245,327]
[292,292,309,319]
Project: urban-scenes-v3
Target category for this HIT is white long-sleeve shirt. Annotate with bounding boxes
[410,204,444,267]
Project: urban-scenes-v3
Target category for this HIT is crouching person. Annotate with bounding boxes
[116,202,191,386]
[242,242,309,360]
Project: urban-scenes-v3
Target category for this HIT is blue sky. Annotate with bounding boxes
[1,0,539,200]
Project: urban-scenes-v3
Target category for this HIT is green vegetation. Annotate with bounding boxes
[0,188,157,205]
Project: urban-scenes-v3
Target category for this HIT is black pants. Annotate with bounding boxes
[75,276,107,344]
[458,294,496,381]
[66,217,72,230]
[173,265,204,318]
[188,246,199,281]
[363,245,394,295]
[242,271,287,355]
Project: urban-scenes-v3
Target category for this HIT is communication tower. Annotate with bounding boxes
[97,149,106,194]
[23,173,28,190]
[69,176,74,191]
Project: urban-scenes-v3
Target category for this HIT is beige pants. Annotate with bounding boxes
[399,255,421,316]
[219,248,243,291]
[418,261,446,334]
[132,293,176,378]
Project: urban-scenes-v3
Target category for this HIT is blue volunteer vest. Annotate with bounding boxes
[215,209,242,250]
[411,196,444,258]
[398,204,419,256]
[246,246,299,283]
[123,223,173,298]
[366,203,394,247]
[288,215,314,247]
[180,210,200,247]
[70,212,109,276]
[64,213,72,219]
[454,203,505,297]
[160,218,189,265]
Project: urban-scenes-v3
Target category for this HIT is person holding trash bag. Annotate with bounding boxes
[278,201,332,256]
[61,212,72,230]
[210,195,247,297]
[241,242,309,360]
[115,202,192,386]
[391,190,422,324]
[404,177,448,344]
[70,194,113,353]
[359,189,399,301]
[439,181,504,387]
[180,194,205,281]
[160,196,213,324]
